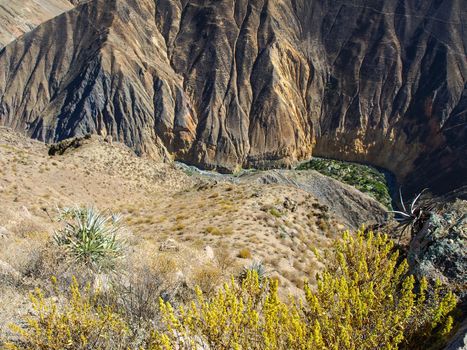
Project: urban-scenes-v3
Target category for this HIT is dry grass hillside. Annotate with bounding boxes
[0,127,385,339]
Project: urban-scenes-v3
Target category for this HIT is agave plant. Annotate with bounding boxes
[239,260,269,284]
[54,207,125,271]
[389,189,435,240]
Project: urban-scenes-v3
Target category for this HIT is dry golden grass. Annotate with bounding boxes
[191,263,224,296]
[0,127,348,335]
[238,248,252,259]
[214,246,237,272]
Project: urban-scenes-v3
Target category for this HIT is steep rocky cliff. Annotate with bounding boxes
[0,0,75,48]
[0,0,465,194]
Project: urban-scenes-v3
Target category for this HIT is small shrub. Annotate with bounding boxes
[316,218,329,232]
[238,248,252,259]
[99,265,164,331]
[205,226,221,235]
[53,207,125,272]
[11,219,45,238]
[6,277,129,350]
[156,216,167,223]
[205,226,233,236]
[191,264,223,297]
[175,214,187,221]
[215,246,236,271]
[269,208,282,218]
[221,226,234,235]
[153,254,179,278]
[172,223,186,231]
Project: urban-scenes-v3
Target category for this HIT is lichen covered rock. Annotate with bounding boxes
[409,200,467,301]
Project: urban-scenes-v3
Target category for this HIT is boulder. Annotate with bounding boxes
[159,239,180,252]
[204,246,215,261]
[0,226,10,238]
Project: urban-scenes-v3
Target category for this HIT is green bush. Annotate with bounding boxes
[53,207,125,271]
[297,158,392,208]
[269,208,283,218]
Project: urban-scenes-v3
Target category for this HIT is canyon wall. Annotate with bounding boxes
[0,0,465,194]
[0,0,75,48]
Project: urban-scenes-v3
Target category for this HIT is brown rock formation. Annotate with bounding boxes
[0,0,74,48]
[0,0,465,194]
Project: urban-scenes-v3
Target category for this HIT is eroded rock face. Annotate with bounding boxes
[0,0,74,48]
[0,0,465,194]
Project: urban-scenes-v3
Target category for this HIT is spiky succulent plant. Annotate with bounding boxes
[54,206,125,271]
[239,260,268,283]
[389,189,435,240]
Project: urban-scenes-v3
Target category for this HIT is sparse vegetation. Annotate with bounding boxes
[269,207,283,218]
[171,222,186,231]
[205,225,233,236]
[5,229,457,349]
[191,263,224,296]
[238,248,252,259]
[1,129,461,350]
[205,226,221,235]
[214,246,236,271]
[297,158,392,208]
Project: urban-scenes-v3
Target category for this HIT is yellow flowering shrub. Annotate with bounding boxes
[149,230,457,350]
[304,230,456,350]
[5,277,129,350]
[5,230,457,350]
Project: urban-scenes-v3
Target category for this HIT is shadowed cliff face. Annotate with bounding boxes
[0,0,465,194]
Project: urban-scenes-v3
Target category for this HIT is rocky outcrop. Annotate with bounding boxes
[240,169,388,229]
[408,200,467,350]
[444,317,467,350]
[0,0,465,194]
[0,0,74,48]
[409,200,467,301]
[48,134,92,156]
